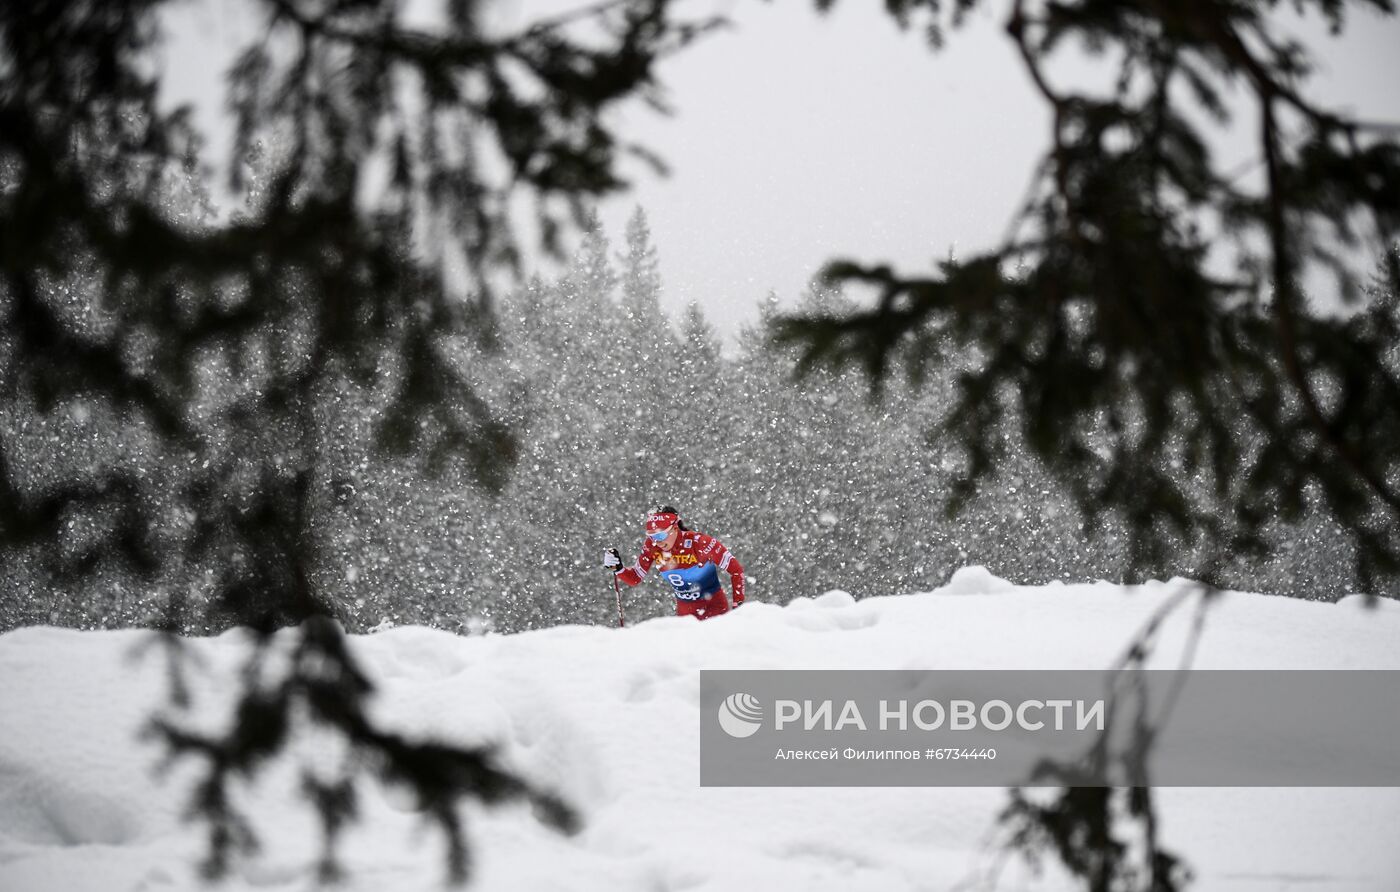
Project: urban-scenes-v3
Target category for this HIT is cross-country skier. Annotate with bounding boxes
[603,506,745,620]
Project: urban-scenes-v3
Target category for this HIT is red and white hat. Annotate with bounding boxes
[644,511,679,533]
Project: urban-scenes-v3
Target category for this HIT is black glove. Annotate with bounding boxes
[603,548,623,572]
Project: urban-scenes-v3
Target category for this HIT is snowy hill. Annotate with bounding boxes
[2,569,1399,891]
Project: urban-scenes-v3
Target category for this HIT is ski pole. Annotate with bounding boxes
[612,573,626,627]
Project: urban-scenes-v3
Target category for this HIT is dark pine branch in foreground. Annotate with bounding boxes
[777,2,1399,889]
[0,0,719,880]
[778,0,1400,592]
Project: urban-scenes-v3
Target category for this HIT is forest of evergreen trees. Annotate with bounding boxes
[2,206,1377,636]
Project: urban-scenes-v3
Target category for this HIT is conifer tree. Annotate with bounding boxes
[779,0,1400,594]
[619,206,667,333]
[608,207,681,528]
[0,0,721,880]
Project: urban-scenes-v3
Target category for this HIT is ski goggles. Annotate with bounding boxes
[644,512,679,541]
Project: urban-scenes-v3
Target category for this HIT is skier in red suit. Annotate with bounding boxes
[603,506,745,620]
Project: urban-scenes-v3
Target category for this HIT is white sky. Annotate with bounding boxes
[162,1,1400,338]
[591,0,1052,332]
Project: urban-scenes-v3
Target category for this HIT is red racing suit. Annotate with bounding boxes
[615,530,745,619]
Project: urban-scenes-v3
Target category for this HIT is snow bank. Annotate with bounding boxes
[935,564,1017,595]
[2,574,1398,891]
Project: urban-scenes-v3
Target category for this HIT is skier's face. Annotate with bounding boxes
[648,524,678,550]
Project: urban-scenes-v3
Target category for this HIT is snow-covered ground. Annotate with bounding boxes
[2,568,1399,891]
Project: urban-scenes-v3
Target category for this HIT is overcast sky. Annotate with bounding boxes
[164,0,1400,339]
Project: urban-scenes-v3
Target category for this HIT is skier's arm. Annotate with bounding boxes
[615,545,655,587]
[723,549,745,604]
[701,535,745,604]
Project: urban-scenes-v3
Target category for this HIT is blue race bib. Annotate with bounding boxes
[661,562,721,601]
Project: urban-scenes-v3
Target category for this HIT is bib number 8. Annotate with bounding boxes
[666,572,699,596]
